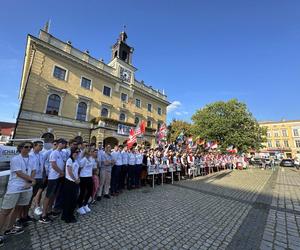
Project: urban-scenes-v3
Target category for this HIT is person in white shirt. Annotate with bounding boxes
[98,145,115,199]
[128,148,136,189]
[0,141,36,246]
[135,148,143,188]
[61,148,80,223]
[111,145,123,195]
[40,138,67,224]
[43,140,58,178]
[120,146,129,190]
[29,141,45,216]
[77,149,94,215]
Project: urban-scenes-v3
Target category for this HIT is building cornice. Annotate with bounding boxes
[28,35,126,86]
[20,110,91,129]
[259,120,300,125]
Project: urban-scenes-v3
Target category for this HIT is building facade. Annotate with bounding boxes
[0,122,15,144]
[259,120,300,159]
[14,27,170,146]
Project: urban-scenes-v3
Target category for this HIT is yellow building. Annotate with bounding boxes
[259,120,300,159]
[14,26,170,146]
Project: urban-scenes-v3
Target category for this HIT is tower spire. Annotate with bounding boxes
[43,20,51,33]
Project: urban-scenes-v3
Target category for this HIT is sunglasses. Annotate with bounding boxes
[75,151,80,153]
[23,145,32,149]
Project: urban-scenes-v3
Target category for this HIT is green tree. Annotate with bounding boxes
[191,99,266,153]
[167,119,192,143]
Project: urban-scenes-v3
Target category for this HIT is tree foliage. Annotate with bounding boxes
[167,119,192,143]
[191,99,266,153]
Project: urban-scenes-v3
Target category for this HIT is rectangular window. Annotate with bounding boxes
[275,140,280,147]
[267,141,272,148]
[53,66,66,80]
[147,103,152,112]
[121,93,128,102]
[274,131,279,137]
[284,140,289,147]
[81,77,91,89]
[282,130,287,137]
[295,140,300,148]
[157,107,162,115]
[135,99,141,108]
[293,129,299,137]
[267,132,271,138]
[103,86,111,97]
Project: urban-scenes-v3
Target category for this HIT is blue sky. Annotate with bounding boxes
[0,0,299,124]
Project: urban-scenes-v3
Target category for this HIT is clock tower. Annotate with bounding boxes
[109,31,137,84]
[111,31,134,65]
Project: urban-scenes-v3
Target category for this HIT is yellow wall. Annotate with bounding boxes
[22,45,167,128]
[260,121,300,158]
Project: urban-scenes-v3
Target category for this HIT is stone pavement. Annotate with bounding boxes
[3,167,300,250]
[260,168,300,250]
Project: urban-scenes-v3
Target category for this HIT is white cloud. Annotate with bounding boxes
[167,101,182,113]
[183,111,189,115]
[175,111,182,115]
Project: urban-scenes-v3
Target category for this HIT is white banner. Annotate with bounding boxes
[0,145,18,163]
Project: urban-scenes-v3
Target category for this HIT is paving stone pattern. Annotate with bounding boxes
[4,168,300,250]
[260,168,300,250]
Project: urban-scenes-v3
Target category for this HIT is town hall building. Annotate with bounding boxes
[14,25,170,146]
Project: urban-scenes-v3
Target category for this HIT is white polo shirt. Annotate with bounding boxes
[79,157,93,177]
[121,151,129,165]
[65,158,80,182]
[112,151,123,166]
[6,154,35,194]
[29,151,44,179]
[136,153,143,165]
[128,153,136,166]
[48,149,65,180]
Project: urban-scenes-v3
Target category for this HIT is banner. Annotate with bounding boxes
[117,124,131,136]
[0,145,18,163]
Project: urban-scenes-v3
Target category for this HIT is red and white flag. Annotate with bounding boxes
[135,120,146,136]
[127,128,137,149]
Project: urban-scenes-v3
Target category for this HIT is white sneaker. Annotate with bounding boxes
[77,207,86,215]
[83,205,91,213]
[34,207,43,216]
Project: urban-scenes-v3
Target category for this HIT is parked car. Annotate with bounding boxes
[250,157,262,166]
[294,158,300,169]
[280,159,294,167]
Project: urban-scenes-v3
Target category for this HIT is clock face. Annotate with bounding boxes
[120,67,131,83]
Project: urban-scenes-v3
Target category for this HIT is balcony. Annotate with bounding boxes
[90,117,156,136]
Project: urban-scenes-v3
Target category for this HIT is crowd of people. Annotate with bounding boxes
[0,138,246,247]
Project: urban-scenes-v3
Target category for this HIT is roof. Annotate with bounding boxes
[0,122,15,128]
[259,119,300,125]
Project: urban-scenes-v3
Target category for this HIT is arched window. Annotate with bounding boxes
[119,113,126,122]
[41,132,54,143]
[46,94,61,115]
[134,117,139,125]
[76,102,87,121]
[157,122,162,130]
[101,107,109,117]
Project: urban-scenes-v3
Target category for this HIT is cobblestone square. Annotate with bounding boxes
[4,168,300,249]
